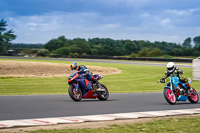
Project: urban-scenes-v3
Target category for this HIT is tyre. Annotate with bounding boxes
[97,84,109,101]
[163,88,176,105]
[188,88,199,103]
[68,86,82,102]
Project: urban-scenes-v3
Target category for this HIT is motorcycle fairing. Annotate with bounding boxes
[76,78,91,95]
[84,79,90,86]
[177,95,188,101]
[68,72,79,82]
[172,77,190,89]
[83,90,98,98]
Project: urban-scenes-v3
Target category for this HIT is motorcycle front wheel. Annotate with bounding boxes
[163,88,176,105]
[68,86,83,102]
[97,84,109,101]
[188,88,199,103]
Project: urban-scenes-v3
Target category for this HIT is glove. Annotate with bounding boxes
[177,69,183,74]
[159,78,165,83]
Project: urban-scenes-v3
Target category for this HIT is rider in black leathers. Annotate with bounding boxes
[164,62,183,79]
[160,62,190,95]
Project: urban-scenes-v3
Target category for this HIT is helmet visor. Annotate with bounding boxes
[167,66,175,73]
[167,66,174,70]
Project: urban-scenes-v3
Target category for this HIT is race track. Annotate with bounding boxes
[0,93,200,121]
[0,56,197,122]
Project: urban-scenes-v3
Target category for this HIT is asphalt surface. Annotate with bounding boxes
[0,93,200,121]
[0,56,192,68]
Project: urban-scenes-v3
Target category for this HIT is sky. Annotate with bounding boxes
[1,0,200,44]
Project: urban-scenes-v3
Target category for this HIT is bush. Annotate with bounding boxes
[138,48,150,57]
[147,48,162,57]
[37,49,49,56]
[82,53,87,56]
[73,52,79,56]
[21,49,38,55]
[129,53,138,58]
[52,47,70,55]
[69,52,79,56]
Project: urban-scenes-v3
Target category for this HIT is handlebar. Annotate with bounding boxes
[158,78,165,83]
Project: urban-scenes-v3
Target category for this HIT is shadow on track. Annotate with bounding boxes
[65,99,120,102]
[157,102,200,105]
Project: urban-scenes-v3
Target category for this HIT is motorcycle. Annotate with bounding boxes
[68,70,109,102]
[159,75,199,105]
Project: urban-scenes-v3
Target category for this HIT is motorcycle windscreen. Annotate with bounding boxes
[70,70,78,76]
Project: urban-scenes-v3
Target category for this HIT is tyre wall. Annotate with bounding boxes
[193,58,200,81]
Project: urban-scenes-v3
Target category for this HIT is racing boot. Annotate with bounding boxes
[96,82,105,92]
[92,77,104,92]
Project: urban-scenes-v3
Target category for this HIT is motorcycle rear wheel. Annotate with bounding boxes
[68,86,83,102]
[188,88,199,103]
[97,84,109,101]
[163,88,176,105]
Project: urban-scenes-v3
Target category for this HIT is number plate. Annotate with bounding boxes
[188,78,191,83]
[165,77,170,83]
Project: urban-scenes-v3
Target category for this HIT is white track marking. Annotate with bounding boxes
[0,108,200,129]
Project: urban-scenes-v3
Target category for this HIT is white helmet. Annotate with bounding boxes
[167,62,175,73]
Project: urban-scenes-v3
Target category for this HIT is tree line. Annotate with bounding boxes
[11,43,43,49]
[44,36,200,57]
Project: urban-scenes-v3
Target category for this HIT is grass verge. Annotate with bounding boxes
[28,115,200,133]
[0,58,199,95]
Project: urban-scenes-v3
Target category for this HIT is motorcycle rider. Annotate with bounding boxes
[70,62,104,91]
[164,62,183,79]
[160,62,183,82]
[160,62,189,94]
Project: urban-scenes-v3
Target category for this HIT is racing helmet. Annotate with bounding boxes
[167,62,175,73]
[70,62,78,70]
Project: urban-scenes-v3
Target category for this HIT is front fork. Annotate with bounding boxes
[72,84,79,91]
[168,82,178,98]
[170,82,173,91]
[170,82,176,94]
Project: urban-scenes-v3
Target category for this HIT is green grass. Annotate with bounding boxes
[0,58,199,95]
[30,116,200,133]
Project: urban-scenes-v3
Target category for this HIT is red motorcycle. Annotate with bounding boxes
[68,70,109,102]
